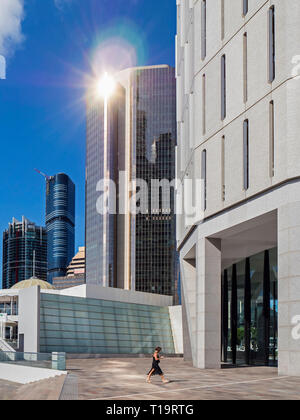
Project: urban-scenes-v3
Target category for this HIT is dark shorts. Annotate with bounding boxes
[148,361,163,376]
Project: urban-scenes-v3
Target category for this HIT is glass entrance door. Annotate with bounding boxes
[236,261,246,365]
[269,248,278,365]
[222,248,278,367]
[249,251,265,365]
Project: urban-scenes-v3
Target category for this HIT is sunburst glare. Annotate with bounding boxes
[91,37,138,77]
[96,72,116,99]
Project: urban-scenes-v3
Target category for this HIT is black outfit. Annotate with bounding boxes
[148,354,163,376]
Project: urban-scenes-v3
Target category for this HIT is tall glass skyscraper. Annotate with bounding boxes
[86,65,177,300]
[46,173,75,284]
[132,67,177,297]
[2,217,47,289]
[86,83,125,287]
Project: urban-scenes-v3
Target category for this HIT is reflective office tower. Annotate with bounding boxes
[86,65,177,299]
[46,173,75,284]
[176,0,300,376]
[86,82,124,288]
[2,217,47,288]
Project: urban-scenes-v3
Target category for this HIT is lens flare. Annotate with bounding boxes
[91,37,138,77]
[96,72,116,98]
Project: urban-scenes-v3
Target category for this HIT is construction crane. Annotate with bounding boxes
[34,168,51,181]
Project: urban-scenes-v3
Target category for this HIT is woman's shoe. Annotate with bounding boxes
[162,379,170,384]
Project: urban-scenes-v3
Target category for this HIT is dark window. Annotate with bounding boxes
[202,74,206,134]
[202,149,207,211]
[221,135,225,201]
[221,55,226,120]
[221,0,225,40]
[243,0,248,16]
[201,0,207,60]
[269,100,275,177]
[243,119,249,190]
[243,32,248,103]
[268,6,275,83]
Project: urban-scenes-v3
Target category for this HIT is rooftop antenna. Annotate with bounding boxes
[34,168,51,181]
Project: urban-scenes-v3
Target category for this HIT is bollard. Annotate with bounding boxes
[52,352,66,371]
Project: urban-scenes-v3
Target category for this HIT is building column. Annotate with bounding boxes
[195,237,222,369]
[278,202,300,376]
[180,254,197,364]
[18,286,40,353]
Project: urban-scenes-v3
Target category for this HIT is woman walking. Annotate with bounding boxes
[147,347,169,384]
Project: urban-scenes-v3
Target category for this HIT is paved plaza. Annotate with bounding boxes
[0,375,65,400]
[1,357,300,400]
[67,358,300,400]
[0,379,20,400]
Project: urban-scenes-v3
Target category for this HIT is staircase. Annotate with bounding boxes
[0,338,16,353]
[0,339,17,362]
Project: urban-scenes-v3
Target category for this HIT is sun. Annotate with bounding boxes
[97,72,116,99]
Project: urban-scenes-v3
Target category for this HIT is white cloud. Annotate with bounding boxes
[0,0,24,56]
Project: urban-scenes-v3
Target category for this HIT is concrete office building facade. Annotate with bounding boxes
[176,0,300,375]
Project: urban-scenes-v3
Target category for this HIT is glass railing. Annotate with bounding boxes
[0,351,66,371]
[3,339,18,350]
[0,308,18,316]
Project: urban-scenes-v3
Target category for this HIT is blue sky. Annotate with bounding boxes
[0,0,176,287]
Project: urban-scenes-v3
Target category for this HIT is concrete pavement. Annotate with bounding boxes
[66,358,300,400]
[1,357,300,400]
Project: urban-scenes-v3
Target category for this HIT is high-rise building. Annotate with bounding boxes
[52,246,85,290]
[85,80,123,289]
[2,217,47,289]
[46,173,75,284]
[176,0,300,376]
[86,65,177,299]
[66,246,85,277]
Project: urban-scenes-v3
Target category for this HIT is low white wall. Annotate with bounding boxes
[18,286,40,353]
[168,306,183,354]
[0,364,66,384]
[43,284,173,307]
